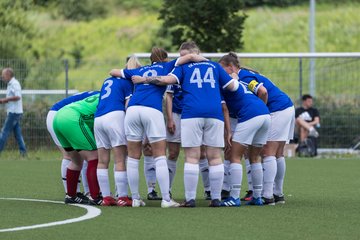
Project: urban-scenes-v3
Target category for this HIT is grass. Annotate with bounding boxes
[0,151,359,239]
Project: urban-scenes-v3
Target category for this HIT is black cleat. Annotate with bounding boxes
[147,190,162,200]
[180,199,196,208]
[204,191,211,200]
[262,197,275,206]
[209,199,221,207]
[221,190,230,200]
[88,195,103,205]
[241,190,253,201]
[65,194,90,205]
[274,194,285,204]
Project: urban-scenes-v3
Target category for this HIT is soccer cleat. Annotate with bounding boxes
[65,194,90,205]
[308,127,319,138]
[180,199,196,208]
[274,194,285,204]
[101,196,117,206]
[88,196,103,206]
[221,190,230,200]
[221,197,241,207]
[132,199,146,207]
[246,197,263,206]
[161,199,180,208]
[147,190,162,200]
[262,197,275,206]
[209,199,222,207]
[240,190,253,201]
[204,191,211,200]
[116,196,132,207]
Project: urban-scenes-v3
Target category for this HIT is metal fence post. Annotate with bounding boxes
[64,59,69,97]
[299,57,303,104]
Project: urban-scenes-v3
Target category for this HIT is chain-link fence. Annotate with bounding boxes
[0,53,359,150]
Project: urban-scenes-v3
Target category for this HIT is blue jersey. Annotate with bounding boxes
[123,60,176,112]
[50,91,99,111]
[238,69,293,113]
[222,82,269,123]
[95,76,133,118]
[170,61,234,121]
[166,85,183,114]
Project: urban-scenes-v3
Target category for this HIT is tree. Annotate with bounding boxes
[156,0,247,52]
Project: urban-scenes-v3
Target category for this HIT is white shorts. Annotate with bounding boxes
[94,111,126,149]
[46,110,61,146]
[232,115,271,146]
[166,112,181,143]
[230,117,237,134]
[125,106,166,143]
[268,106,295,142]
[181,118,224,148]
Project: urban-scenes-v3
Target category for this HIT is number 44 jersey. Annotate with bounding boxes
[170,61,235,121]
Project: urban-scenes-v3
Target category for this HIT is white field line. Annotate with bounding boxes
[0,197,101,232]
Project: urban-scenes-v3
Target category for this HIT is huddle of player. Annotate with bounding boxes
[46,41,294,208]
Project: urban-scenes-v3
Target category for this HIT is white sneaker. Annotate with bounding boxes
[161,199,180,208]
[132,199,146,207]
[308,127,319,138]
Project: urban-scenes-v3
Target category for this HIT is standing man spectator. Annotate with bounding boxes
[295,94,320,142]
[0,68,27,156]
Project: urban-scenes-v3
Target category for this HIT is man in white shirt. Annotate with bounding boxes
[0,68,27,156]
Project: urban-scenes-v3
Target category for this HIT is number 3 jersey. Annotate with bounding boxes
[170,61,235,121]
[122,60,177,112]
[95,76,134,118]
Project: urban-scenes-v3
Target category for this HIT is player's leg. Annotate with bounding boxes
[199,145,210,200]
[274,107,294,204]
[166,112,182,194]
[274,142,286,204]
[167,142,180,192]
[144,106,179,207]
[182,146,201,206]
[143,141,159,200]
[203,118,225,207]
[52,110,89,204]
[222,117,239,199]
[180,118,204,207]
[246,115,270,206]
[113,145,132,206]
[241,150,254,201]
[124,106,146,207]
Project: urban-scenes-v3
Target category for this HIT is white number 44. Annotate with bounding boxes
[190,67,215,88]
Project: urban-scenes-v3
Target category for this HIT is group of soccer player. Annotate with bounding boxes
[46,41,295,208]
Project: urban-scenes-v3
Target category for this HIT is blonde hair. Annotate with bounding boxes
[179,41,200,54]
[126,55,142,69]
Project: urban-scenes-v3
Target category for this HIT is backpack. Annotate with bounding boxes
[296,137,316,157]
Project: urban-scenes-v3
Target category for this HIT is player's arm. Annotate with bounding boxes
[223,79,239,92]
[165,89,176,134]
[131,75,177,86]
[109,69,124,78]
[256,85,268,104]
[222,102,232,147]
[247,79,268,104]
[175,54,208,66]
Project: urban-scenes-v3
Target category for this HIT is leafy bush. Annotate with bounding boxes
[56,0,107,21]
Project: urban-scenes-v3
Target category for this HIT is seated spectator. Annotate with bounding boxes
[295,94,320,142]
